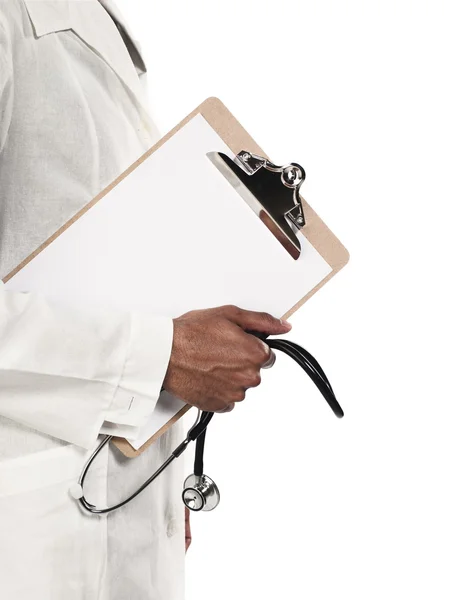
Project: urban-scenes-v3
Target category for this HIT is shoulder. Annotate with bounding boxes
[1,0,31,47]
[0,0,22,25]
[0,1,18,48]
[0,0,39,73]
[0,8,12,73]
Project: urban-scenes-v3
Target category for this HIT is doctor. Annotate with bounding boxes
[0,1,291,598]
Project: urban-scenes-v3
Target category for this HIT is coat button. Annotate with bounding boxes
[166,518,178,538]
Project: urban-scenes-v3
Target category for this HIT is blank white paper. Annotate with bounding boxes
[5,114,332,449]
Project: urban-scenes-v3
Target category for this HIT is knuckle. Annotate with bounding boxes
[251,372,262,387]
[224,304,239,315]
[255,341,270,362]
[233,389,246,402]
[218,402,235,413]
[259,311,274,324]
[242,369,261,387]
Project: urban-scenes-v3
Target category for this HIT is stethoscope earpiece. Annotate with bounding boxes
[182,473,220,511]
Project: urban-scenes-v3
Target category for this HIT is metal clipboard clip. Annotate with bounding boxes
[207,150,306,260]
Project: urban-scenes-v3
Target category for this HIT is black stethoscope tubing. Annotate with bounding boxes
[76,334,344,514]
[267,338,343,418]
[193,338,343,480]
[77,411,213,514]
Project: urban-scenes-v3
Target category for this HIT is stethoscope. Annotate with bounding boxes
[71,333,344,514]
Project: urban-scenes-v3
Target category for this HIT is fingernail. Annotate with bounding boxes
[262,350,276,369]
[280,319,292,330]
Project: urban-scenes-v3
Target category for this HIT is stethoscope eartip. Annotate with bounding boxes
[69,483,84,500]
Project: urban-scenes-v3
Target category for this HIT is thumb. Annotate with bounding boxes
[227,307,292,336]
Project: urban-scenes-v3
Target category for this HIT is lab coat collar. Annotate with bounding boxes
[23,0,148,100]
[96,0,147,76]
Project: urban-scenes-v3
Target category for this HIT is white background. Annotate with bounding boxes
[124,2,450,598]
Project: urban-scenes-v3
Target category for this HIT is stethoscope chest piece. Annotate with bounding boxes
[182,474,220,512]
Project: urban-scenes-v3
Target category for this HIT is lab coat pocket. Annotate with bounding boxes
[0,444,108,600]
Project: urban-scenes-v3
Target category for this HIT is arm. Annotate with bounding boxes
[0,14,173,449]
[0,289,173,449]
[0,11,290,451]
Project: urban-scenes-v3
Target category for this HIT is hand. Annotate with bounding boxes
[185,507,192,553]
[163,305,291,412]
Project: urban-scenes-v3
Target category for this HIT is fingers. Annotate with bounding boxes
[171,305,286,415]
[217,403,235,413]
[245,336,276,371]
[185,507,192,553]
[223,305,292,336]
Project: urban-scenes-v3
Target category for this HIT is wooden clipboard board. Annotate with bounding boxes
[3,97,349,458]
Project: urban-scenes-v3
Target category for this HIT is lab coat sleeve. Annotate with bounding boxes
[0,289,174,449]
[0,16,173,448]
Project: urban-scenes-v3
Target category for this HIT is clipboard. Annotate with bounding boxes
[3,97,349,458]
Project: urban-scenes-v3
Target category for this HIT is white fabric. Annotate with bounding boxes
[0,293,174,449]
[0,1,186,598]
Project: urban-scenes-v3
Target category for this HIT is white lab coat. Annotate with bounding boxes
[0,1,186,598]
